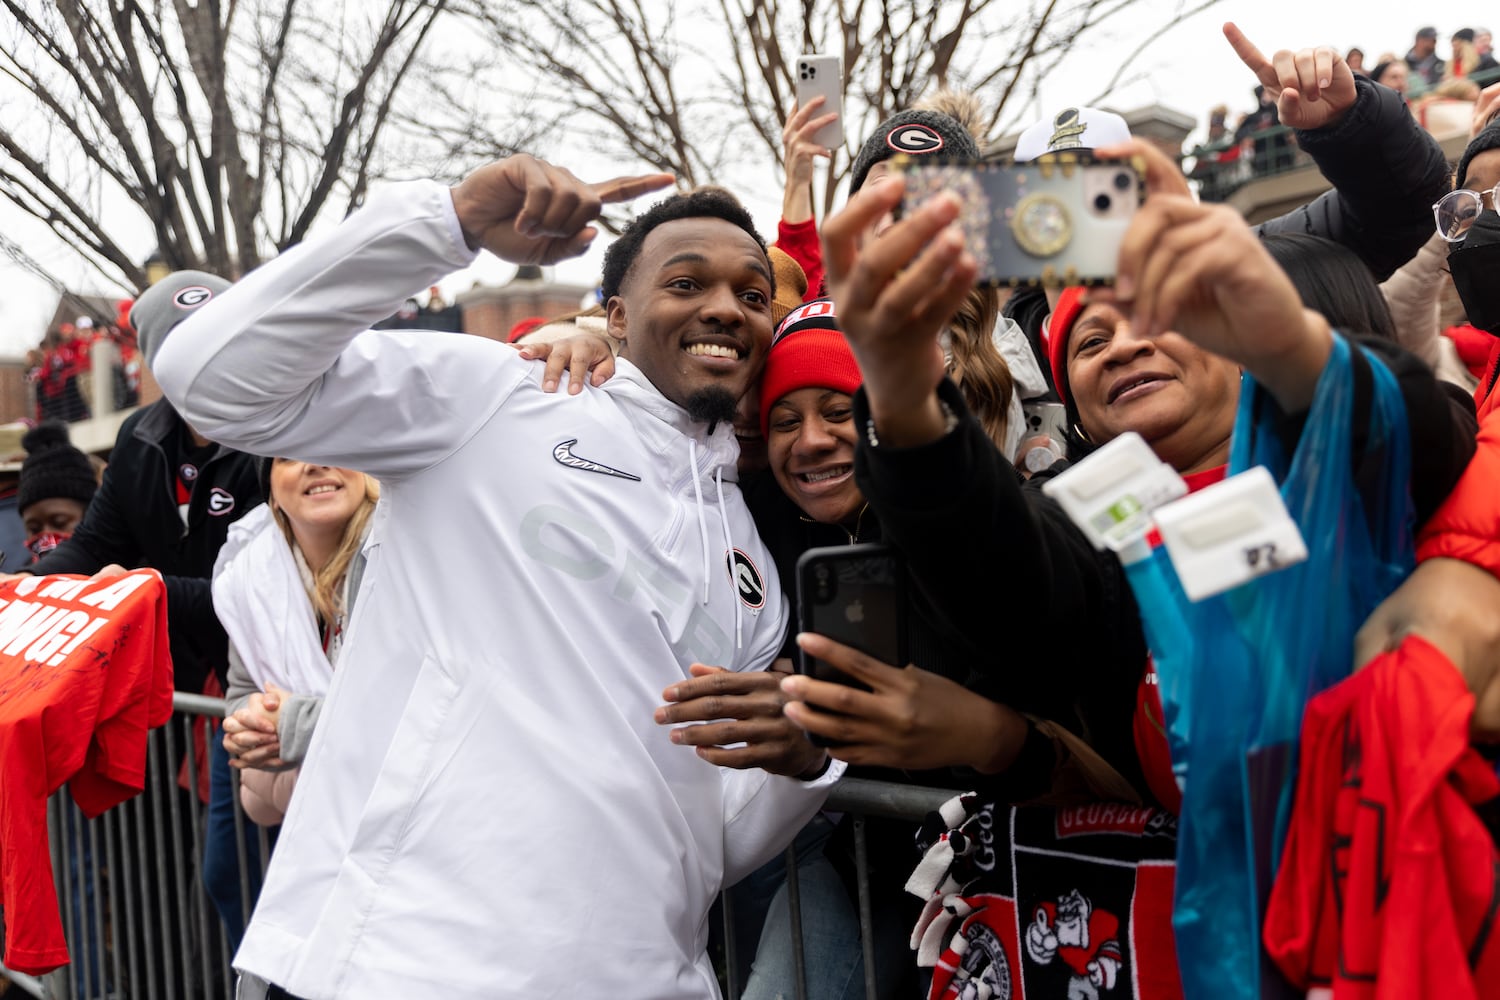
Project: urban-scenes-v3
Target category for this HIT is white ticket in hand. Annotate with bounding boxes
[1041,432,1188,551]
[1152,465,1308,602]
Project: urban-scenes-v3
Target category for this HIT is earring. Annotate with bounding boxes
[1071,422,1092,444]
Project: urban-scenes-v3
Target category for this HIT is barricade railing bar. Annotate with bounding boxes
[3,694,955,1000]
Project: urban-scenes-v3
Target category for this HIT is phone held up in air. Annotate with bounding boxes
[896,153,1145,289]
[795,543,908,690]
[794,53,844,149]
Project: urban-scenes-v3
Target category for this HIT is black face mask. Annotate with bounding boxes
[1449,209,1500,334]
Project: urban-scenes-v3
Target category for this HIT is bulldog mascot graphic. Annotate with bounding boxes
[1024,889,1122,1000]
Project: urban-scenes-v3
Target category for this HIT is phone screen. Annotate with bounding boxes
[898,155,1142,288]
[796,545,906,688]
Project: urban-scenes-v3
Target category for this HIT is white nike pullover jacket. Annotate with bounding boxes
[152,180,843,999]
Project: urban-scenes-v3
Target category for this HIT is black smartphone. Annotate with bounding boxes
[795,543,908,689]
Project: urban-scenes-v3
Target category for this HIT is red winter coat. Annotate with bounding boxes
[1418,339,1500,577]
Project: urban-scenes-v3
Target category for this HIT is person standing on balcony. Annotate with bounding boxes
[1475,29,1499,76]
[1406,26,1446,89]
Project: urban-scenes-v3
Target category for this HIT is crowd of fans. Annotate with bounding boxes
[25,303,142,423]
[1192,21,1498,198]
[7,14,1500,1000]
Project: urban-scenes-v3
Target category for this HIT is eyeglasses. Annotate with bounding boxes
[1433,183,1500,242]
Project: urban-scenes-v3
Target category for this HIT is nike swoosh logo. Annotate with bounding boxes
[552,439,642,481]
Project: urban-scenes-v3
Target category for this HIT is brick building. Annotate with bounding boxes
[458,265,594,342]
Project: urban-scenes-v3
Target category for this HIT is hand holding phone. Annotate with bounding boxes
[796,543,907,689]
[781,632,1033,773]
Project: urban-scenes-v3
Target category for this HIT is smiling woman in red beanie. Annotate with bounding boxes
[718,295,1037,999]
[758,300,864,526]
[752,299,1031,776]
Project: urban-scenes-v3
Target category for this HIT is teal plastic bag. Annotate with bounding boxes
[1124,335,1414,999]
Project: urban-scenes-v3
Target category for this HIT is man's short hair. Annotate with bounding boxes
[600,188,771,301]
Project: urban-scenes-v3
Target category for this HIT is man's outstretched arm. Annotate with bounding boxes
[152,157,671,479]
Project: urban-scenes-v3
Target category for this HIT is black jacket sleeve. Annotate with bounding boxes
[1255,78,1450,282]
[161,574,226,692]
[853,379,1149,797]
[29,455,139,577]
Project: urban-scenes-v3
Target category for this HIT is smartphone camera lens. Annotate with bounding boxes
[1094,193,1112,212]
[1114,171,1132,191]
[813,564,831,602]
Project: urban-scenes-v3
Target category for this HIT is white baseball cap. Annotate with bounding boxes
[1013,106,1132,162]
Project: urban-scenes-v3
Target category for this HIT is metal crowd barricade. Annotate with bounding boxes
[718,780,957,1000]
[2,693,269,1000]
[4,694,956,1000]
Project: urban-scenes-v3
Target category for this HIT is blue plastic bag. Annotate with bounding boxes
[1124,334,1415,1000]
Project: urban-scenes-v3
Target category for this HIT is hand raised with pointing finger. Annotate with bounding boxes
[450,155,675,266]
[1224,22,1357,132]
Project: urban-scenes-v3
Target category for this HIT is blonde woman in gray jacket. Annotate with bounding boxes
[217,460,378,826]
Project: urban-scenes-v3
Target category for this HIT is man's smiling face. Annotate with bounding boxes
[608,216,775,421]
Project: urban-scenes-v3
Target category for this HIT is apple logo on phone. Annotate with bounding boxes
[844,600,865,624]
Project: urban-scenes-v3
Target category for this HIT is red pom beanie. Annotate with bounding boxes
[759,298,862,436]
[1045,285,1088,409]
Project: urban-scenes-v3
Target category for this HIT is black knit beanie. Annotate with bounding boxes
[1456,120,1500,192]
[848,110,981,194]
[18,421,97,514]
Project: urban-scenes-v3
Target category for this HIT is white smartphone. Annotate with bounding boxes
[795,53,843,149]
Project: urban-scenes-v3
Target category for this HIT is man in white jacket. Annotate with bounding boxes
[153,156,843,999]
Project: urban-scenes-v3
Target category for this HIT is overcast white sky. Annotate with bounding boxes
[0,0,1472,357]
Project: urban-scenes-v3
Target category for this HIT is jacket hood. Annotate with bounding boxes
[600,358,742,481]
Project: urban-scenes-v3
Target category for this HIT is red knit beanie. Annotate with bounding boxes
[1045,285,1088,409]
[759,298,862,436]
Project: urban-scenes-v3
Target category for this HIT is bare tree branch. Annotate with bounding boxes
[0,0,454,289]
[1086,0,1227,105]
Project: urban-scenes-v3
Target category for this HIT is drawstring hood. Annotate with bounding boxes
[604,359,754,657]
[714,467,741,649]
[688,437,712,605]
[686,439,745,650]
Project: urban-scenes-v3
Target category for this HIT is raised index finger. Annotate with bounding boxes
[1223,21,1278,89]
[593,173,677,205]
